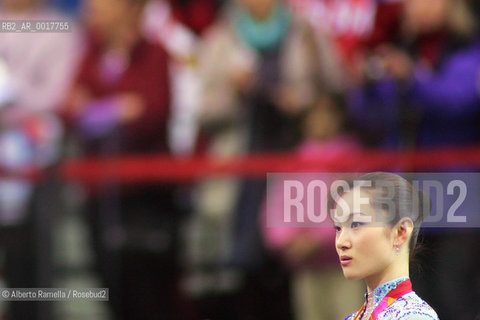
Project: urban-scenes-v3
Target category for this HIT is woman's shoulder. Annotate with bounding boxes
[380,291,439,320]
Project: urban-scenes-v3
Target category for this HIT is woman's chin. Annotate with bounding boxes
[342,271,362,281]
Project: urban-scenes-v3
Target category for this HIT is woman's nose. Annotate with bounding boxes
[336,230,352,250]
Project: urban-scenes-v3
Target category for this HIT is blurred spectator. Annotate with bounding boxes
[193,0,343,318]
[142,0,201,155]
[287,0,406,79]
[222,0,342,270]
[287,0,377,71]
[168,0,219,35]
[348,0,480,318]
[262,93,364,320]
[0,0,81,319]
[350,0,480,148]
[63,0,184,318]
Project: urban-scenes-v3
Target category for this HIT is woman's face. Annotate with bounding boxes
[333,188,396,280]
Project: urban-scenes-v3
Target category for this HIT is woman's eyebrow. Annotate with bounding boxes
[352,212,372,222]
[333,212,354,223]
[333,212,371,224]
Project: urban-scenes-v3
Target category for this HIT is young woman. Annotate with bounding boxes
[333,172,439,320]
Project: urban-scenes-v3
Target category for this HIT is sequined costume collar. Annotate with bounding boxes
[366,276,410,307]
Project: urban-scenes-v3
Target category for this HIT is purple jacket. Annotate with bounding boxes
[350,39,480,148]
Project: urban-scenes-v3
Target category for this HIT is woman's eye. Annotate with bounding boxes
[351,222,365,229]
[334,225,341,232]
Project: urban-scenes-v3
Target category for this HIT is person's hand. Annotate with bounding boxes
[274,86,304,115]
[65,86,91,116]
[377,45,413,81]
[283,233,322,264]
[229,68,255,95]
[115,93,145,123]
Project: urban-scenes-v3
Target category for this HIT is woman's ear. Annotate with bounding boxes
[394,218,414,247]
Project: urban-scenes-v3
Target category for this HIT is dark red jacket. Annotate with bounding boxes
[72,34,171,155]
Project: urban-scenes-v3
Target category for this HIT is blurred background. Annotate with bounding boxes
[0,0,479,319]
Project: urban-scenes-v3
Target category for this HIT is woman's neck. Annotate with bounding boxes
[365,259,409,293]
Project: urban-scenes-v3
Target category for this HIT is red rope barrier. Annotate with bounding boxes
[60,145,480,184]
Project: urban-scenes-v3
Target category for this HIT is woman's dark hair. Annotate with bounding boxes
[335,172,430,259]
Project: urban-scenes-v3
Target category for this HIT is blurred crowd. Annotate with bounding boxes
[0,0,479,319]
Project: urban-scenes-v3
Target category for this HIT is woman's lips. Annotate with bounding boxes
[340,256,353,266]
